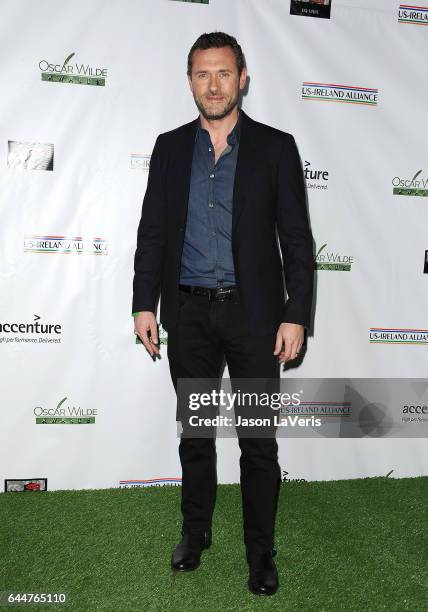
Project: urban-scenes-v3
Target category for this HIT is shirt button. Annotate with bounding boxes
[209,173,214,179]
[208,147,212,152]
[212,231,216,236]
[209,203,214,208]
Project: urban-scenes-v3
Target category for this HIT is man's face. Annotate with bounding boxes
[188,46,247,121]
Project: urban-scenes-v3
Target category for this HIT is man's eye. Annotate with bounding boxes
[219,73,229,78]
[198,73,207,78]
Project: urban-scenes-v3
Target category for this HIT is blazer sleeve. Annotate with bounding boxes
[276,133,314,329]
[132,135,166,314]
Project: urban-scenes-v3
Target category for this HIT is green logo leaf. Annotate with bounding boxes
[62,52,75,69]
[315,243,327,260]
[411,169,422,183]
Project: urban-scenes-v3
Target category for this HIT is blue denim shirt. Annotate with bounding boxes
[179,111,241,287]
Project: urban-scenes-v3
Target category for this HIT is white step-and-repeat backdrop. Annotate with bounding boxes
[1,0,427,492]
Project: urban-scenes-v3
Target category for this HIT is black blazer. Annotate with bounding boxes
[132,109,314,336]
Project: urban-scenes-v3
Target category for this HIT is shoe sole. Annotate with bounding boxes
[171,561,200,573]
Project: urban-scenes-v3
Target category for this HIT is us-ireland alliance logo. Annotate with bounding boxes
[24,235,109,255]
[369,328,428,345]
[302,82,378,105]
[398,4,428,25]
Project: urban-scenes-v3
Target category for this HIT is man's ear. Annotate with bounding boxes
[187,74,193,93]
[239,67,247,91]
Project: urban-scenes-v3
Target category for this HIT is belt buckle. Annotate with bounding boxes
[216,287,231,302]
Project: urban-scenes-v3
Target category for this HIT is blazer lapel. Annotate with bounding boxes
[176,118,198,227]
[232,109,257,233]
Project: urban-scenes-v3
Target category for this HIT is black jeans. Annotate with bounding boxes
[167,287,282,556]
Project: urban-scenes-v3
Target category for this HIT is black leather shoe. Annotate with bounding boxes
[247,551,279,596]
[171,530,211,571]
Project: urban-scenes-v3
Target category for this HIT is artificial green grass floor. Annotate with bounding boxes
[1,477,427,611]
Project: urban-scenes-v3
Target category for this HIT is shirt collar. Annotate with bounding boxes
[196,109,241,146]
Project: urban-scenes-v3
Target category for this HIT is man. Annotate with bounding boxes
[132,32,314,596]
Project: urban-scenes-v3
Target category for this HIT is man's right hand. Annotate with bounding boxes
[134,312,160,358]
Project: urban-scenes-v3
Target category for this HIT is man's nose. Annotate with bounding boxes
[208,75,220,91]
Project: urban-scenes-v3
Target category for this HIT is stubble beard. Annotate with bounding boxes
[194,89,239,121]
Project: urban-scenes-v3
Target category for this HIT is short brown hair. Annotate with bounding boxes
[187,31,246,77]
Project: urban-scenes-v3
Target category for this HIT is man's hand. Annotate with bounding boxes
[273,322,304,364]
[134,311,160,358]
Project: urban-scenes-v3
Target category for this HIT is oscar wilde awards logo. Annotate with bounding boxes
[7,141,54,170]
[304,161,329,190]
[398,4,428,25]
[38,52,107,86]
[119,478,182,488]
[302,82,378,106]
[392,169,428,197]
[0,315,62,345]
[369,328,428,345]
[24,235,109,255]
[290,0,331,19]
[34,397,98,424]
[315,243,354,271]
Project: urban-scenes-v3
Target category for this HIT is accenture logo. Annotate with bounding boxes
[0,315,62,344]
[304,161,329,190]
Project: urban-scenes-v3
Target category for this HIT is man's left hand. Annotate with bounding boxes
[273,322,304,364]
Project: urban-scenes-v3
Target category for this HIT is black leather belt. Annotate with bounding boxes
[179,284,238,302]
